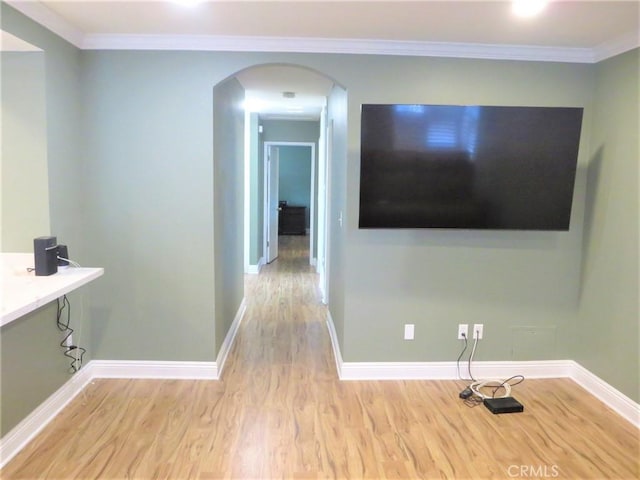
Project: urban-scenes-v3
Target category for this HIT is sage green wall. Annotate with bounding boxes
[574,49,639,402]
[337,56,593,364]
[1,50,49,251]
[81,51,220,361]
[326,84,349,354]
[1,4,86,260]
[4,0,635,405]
[79,52,347,363]
[1,303,70,435]
[262,119,320,142]
[1,4,89,436]
[213,77,245,353]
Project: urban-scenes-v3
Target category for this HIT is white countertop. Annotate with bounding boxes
[1,253,104,327]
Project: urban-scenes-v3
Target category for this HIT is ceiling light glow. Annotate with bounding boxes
[243,99,265,112]
[512,0,549,18]
[170,0,204,7]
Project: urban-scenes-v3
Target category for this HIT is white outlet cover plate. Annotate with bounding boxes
[404,324,415,340]
[458,324,468,340]
[473,324,484,339]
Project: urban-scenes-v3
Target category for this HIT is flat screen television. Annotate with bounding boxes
[359,104,583,230]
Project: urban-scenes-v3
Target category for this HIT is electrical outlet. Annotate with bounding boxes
[457,324,468,340]
[404,324,415,340]
[473,323,484,339]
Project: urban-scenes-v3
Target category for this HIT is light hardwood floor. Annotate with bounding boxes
[2,235,638,479]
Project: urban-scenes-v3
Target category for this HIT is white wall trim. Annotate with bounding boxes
[80,34,603,64]
[0,358,218,468]
[247,257,265,275]
[326,316,638,427]
[569,362,640,428]
[89,360,218,380]
[335,358,638,427]
[325,312,343,378]
[6,1,637,64]
[0,365,93,469]
[0,299,248,468]
[2,313,636,470]
[215,298,247,376]
[338,360,573,381]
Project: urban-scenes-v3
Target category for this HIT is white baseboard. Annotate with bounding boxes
[0,358,218,468]
[216,298,246,376]
[338,359,573,381]
[247,257,265,275]
[0,365,93,469]
[3,311,637,470]
[89,360,218,380]
[325,312,343,378]
[570,362,640,428]
[325,314,639,427]
[0,299,249,468]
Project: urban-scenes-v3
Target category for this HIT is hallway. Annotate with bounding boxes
[1,236,638,479]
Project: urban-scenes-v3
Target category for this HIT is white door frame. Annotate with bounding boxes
[263,141,316,265]
[266,145,280,263]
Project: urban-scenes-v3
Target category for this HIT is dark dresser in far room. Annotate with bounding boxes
[279,205,306,235]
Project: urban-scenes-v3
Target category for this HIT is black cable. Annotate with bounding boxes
[56,295,86,373]
[456,334,469,381]
[490,375,525,398]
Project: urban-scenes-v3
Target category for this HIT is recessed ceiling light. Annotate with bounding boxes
[170,0,204,7]
[512,0,549,18]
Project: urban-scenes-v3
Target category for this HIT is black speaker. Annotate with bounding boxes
[34,236,58,276]
[57,244,69,266]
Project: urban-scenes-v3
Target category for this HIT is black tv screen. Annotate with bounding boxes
[359,104,583,230]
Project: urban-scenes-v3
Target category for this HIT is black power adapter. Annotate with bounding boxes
[459,387,473,399]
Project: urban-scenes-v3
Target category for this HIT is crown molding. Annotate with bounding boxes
[593,30,640,63]
[5,0,84,47]
[81,33,599,63]
[6,1,637,63]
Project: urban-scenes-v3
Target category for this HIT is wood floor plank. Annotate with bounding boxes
[1,235,638,479]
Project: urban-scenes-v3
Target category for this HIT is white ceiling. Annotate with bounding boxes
[235,64,333,120]
[6,0,639,119]
[16,1,639,48]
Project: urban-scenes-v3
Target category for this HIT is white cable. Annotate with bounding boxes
[57,256,82,268]
[467,335,479,381]
[470,379,512,399]
[464,329,521,400]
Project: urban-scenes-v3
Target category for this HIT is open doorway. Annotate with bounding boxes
[263,141,316,265]
[235,63,343,305]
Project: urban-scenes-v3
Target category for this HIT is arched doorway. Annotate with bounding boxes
[214,63,346,304]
